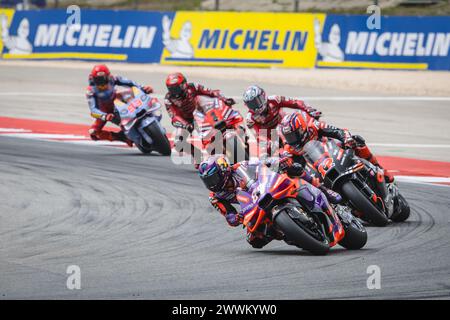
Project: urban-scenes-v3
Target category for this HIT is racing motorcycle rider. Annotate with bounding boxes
[86,64,154,145]
[243,85,322,156]
[165,72,236,166]
[198,155,342,249]
[278,111,395,183]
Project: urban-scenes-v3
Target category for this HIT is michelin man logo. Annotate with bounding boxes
[0,16,33,54]
[162,15,194,58]
[314,18,344,62]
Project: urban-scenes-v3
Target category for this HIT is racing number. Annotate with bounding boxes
[318,158,334,177]
[127,99,143,113]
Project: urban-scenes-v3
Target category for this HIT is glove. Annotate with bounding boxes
[309,110,322,119]
[225,98,236,106]
[344,136,356,149]
[142,85,154,94]
[319,185,342,204]
[225,212,241,227]
[185,123,194,133]
[304,104,322,119]
[103,113,115,122]
[277,156,293,173]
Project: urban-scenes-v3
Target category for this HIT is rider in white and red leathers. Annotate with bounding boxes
[243,85,322,155]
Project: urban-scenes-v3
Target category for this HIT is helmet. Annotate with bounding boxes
[243,85,267,114]
[89,64,111,91]
[166,72,187,98]
[198,155,231,192]
[279,112,309,149]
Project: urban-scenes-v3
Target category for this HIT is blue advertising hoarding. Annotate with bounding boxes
[1,9,449,70]
[0,9,174,63]
[316,15,450,70]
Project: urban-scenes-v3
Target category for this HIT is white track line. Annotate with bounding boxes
[0,92,450,101]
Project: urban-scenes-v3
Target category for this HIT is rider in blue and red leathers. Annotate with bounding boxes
[86,64,154,145]
[198,155,342,249]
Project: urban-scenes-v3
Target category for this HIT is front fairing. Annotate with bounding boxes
[115,88,154,133]
[236,164,295,228]
[194,97,242,141]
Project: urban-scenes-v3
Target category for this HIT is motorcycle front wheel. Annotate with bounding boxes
[340,181,389,227]
[338,217,367,250]
[274,210,330,255]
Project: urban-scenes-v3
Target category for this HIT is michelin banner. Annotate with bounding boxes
[316,15,450,70]
[162,11,450,70]
[0,9,173,62]
[161,11,324,68]
[1,9,449,70]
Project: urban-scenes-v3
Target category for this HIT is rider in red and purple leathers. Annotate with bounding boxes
[198,155,342,249]
[86,64,154,145]
[243,85,322,155]
[278,111,395,183]
[164,72,236,165]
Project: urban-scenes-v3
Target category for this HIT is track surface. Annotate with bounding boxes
[0,137,449,299]
[1,63,450,299]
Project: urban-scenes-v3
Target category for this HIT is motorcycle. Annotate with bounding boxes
[114,87,171,156]
[302,139,410,226]
[236,162,367,255]
[193,95,249,164]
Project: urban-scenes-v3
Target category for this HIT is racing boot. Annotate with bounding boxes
[112,131,133,147]
[246,232,272,249]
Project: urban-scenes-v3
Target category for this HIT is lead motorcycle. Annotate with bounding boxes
[193,95,249,164]
[236,162,367,255]
[302,139,410,226]
[114,87,171,155]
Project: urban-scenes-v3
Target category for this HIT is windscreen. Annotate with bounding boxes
[303,140,326,163]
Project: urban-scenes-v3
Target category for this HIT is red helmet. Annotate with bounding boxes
[279,112,309,149]
[166,72,187,98]
[89,64,111,90]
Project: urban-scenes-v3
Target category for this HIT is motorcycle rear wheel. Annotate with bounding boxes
[340,181,389,227]
[275,210,330,255]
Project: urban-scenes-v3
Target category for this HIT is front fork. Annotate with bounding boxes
[358,160,396,218]
[295,184,345,246]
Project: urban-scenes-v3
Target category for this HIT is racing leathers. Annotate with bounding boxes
[208,158,341,249]
[87,76,151,145]
[165,83,235,164]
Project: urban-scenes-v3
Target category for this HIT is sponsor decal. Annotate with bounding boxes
[161,12,325,68]
[0,9,174,62]
[315,15,450,70]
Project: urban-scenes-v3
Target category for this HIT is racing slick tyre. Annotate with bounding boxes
[275,210,330,255]
[338,218,367,250]
[136,142,152,154]
[391,193,410,222]
[144,122,172,156]
[340,181,389,227]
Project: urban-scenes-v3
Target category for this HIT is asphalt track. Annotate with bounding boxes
[1,63,450,299]
[1,136,450,299]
